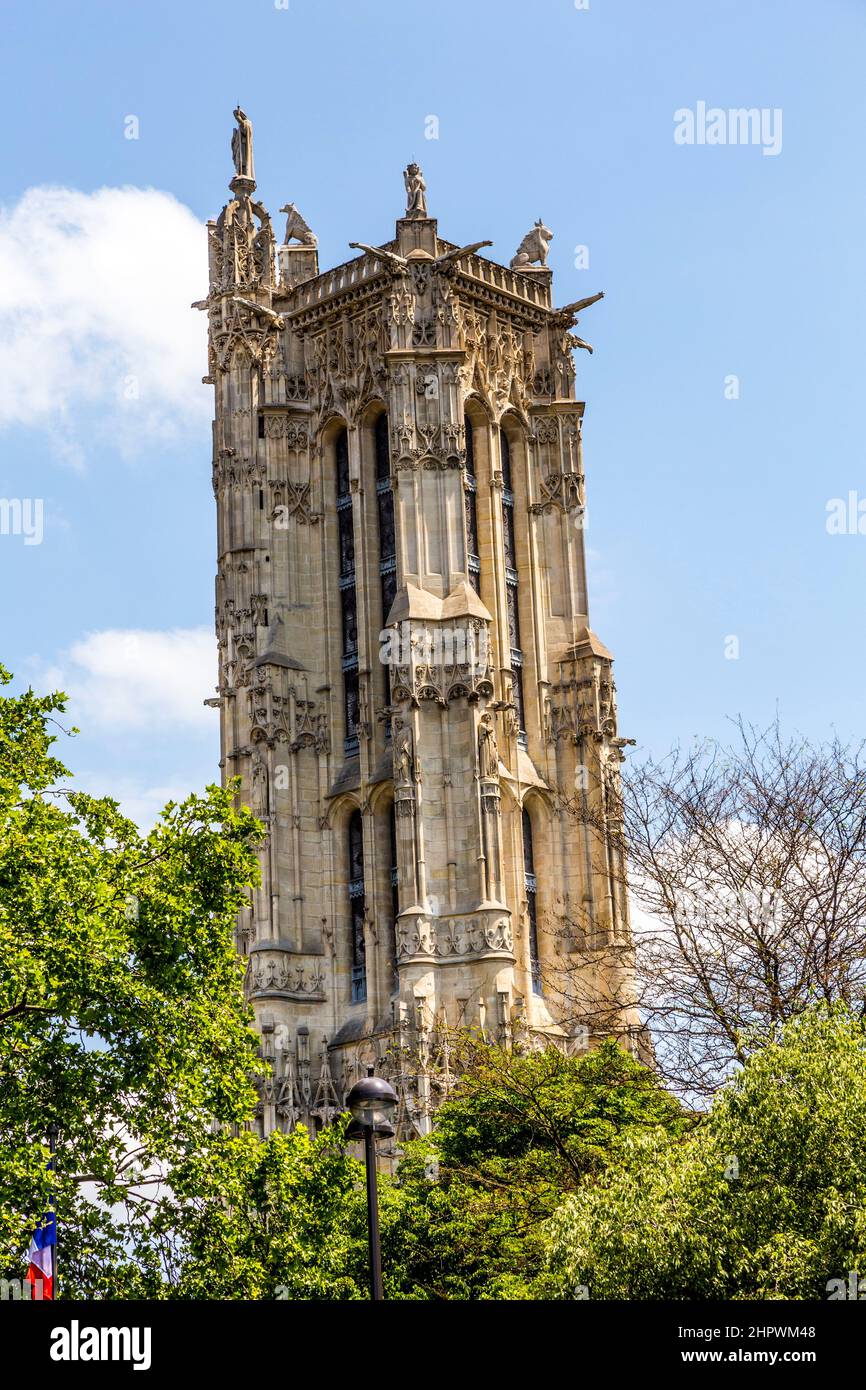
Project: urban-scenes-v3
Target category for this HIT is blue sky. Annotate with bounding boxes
[1,0,864,823]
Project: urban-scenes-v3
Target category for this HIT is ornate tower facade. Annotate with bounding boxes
[200,113,640,1139]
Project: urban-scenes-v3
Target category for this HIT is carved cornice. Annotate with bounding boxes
[246,944,326,1001]
[396,911,514,962]
[389,617,493,706]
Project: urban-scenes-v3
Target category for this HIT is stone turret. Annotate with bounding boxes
[197,111,643,1141]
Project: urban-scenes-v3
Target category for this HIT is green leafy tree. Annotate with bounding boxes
[64,1122,375,1301]
[94,1040,683,1302]
[161,1124,370,1300]
[545,1004,866,1299]
[0,664,264,1287]
[381,1036,685,1300]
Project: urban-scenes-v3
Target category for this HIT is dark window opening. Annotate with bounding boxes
[375,412,391,483]
[500,427,513,491]
[511,661,526,743]
[389,805,399,993]
[336,428,351,497]
[338,505,355,577]
[340,586,358,659]
[465,414,480,592]
[523,808,542,996]
[376,413,395,733]
[501,429,527,747]
[336,427,359,755]
[343,669,360,756]
[348,810,367,1003]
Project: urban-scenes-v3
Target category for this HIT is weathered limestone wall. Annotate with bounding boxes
[201,114,642,1138]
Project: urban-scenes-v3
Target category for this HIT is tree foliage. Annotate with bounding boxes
[0,664,264,1281]
[380,1036,685,1300]
[6,665,863,1303]
[63,1123,375,1300]
[545,1004,866,1300]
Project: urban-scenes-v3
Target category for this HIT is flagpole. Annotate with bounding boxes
[46,1123,59,1299]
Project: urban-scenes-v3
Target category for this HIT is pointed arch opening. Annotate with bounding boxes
[522,805,542,995]
[334,425,360,756]
[464,411,480,593]
[348,808,367,1003]
[374,409,395,730]
[500,426,527,747]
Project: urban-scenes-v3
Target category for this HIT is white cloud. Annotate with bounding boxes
[38,627,218,731]
[0,185,209,460]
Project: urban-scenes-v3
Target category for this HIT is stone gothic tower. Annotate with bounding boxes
[199,112,641,1139]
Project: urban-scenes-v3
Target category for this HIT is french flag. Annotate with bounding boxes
[25,1210,56,1300]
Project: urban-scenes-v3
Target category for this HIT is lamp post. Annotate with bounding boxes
[345,1072,398,1301]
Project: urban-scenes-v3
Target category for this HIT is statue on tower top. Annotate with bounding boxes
[511,219,553,270]
[403,162,427,219]
[231,106,255,183]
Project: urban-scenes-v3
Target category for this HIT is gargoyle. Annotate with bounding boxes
[432,240,493,269]
[554,290,605,323]
[348,241,409,270]
[230,296,285,329]
[550,290,605,353]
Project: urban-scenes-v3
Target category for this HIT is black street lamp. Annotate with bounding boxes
[345,1072,398,1301]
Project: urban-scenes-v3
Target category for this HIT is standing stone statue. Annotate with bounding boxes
[478,714,499,778]
[251,749,269,819]
[394,723,415,784]
[232,106,255,181]
[403,162,427,219]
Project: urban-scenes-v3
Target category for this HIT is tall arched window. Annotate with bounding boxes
[375,413,395,726]
[522,807,542,995]
[348,810,367,1003]
[336,428,359,755]
[464,413,480,592]
[501,430,526,746]
[388,804,399,992]
[376,413,396,616]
